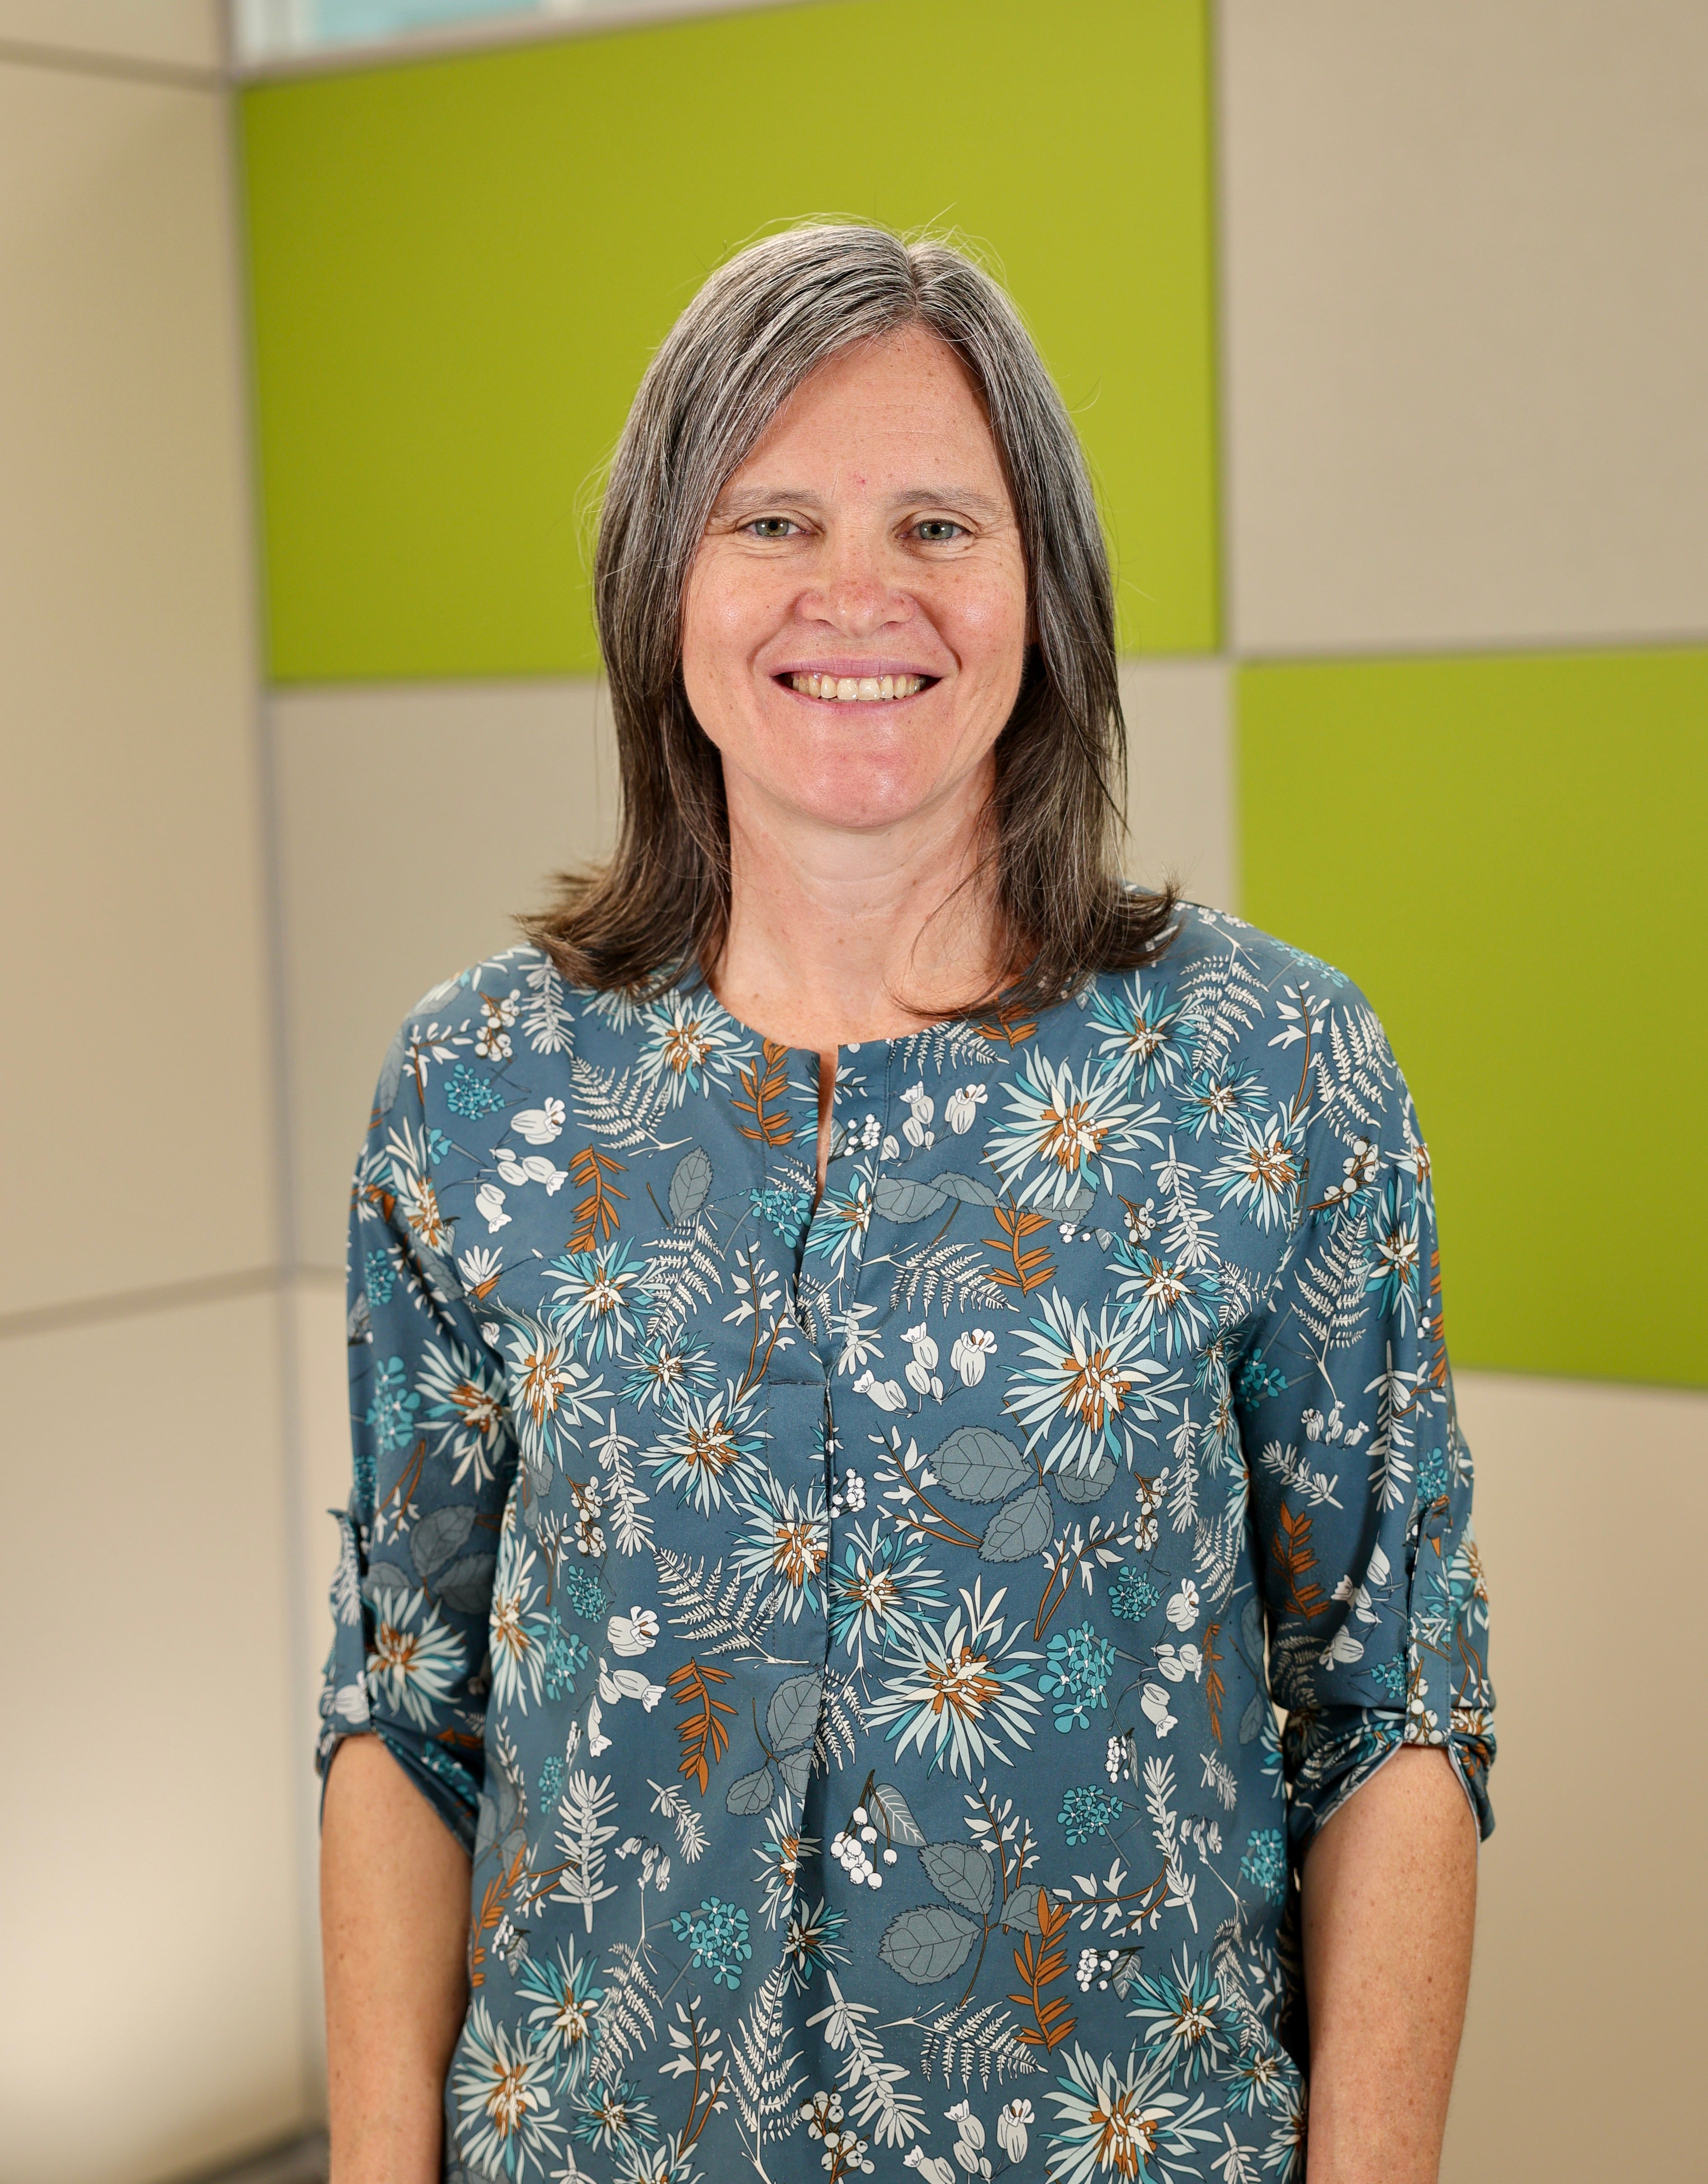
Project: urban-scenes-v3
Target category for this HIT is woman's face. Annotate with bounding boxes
[681,324,1028,841]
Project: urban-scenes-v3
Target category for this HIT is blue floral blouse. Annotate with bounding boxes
[320,901,1494,2184]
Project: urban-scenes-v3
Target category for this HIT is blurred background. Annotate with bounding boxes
[1,2,1703,2178]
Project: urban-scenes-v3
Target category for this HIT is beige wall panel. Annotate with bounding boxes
[1220,0,1708,653]
[271,680,617,1271]
[1118,657,1237,912]
[0,65,276,1315]
[0,1293,310,2183]
[0,2,221,70]
[1442,1369,1706,2181]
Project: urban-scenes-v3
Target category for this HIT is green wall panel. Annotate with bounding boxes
[1240,648,1708,1390]
[242,0,1217,681]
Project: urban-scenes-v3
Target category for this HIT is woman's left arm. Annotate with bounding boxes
[1300,1746,1477,2184]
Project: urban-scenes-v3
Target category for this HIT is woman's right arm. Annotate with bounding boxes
[323,1736,471,2184]
[319,999,526,2175]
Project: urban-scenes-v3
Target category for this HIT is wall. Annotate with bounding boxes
[0,4,316,2179]
[235,3,1708,2180]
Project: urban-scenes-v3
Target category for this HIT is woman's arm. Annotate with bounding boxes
[322,1735,472,2184]
[1300,1746,1478,2184]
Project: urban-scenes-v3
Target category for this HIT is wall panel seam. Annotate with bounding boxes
[0,37,221,91]
[0,1265,285,1343]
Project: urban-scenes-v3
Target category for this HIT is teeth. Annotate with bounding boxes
[790,671,927,701]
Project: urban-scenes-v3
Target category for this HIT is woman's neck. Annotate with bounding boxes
[711,768,1005,1057]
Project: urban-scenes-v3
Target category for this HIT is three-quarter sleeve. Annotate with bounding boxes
[1235,995,1495,1860]
[316,1024,518,1853]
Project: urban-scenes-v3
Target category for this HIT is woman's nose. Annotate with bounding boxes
[803,536,912,633]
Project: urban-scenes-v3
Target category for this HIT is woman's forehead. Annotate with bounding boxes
[719,328,1006,496]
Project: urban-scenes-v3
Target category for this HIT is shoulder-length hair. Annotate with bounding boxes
[521,222,1175,1011]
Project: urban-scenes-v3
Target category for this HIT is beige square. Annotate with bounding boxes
[1119,657,1237,912]
[0,1292,312,2180]
[0,63,276,1316]
[1444,1368,1708,2180]
[270,679,617,1272]
[1221,0,1708,653]
[0,2,222,70]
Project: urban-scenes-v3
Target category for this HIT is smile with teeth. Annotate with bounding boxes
[788,671,931,702]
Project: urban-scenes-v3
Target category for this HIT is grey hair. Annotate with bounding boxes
[522,221,1175,1007]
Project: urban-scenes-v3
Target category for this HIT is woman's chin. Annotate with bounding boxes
[777,774,958,837]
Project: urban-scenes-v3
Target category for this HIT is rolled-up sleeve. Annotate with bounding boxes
[316,1022,517,1853]
[1235,1006,1495,1859]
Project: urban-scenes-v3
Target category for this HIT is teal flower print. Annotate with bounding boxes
[558,1566,606,1621]
[1372,1655,1408,1702]
[1367,1172,1423,1323]
[1208,1108,1303,1232]
[364,1355,420,1454]
[445,1063,505,1119]
[1107,1566,1160,1622]
[670,1898,752,1989]
[544,1241,643,1361]
[987,1050,1162,1209]
[621,1332,716,1412]
[1087,974,1191,1095]
[1235,1355,1288,1404]
[1040,1620,1117,1731]
[750,1181,812,1242]
[540,1626,589,1702]
[1239,1827,1288,1904]
[1057,1783,1123,1846]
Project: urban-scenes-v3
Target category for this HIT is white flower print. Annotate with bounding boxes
[944,1081,987,1134]
[596,1656,665,1710]
[1166,1580,1200,1630]
[902,1322,942,1398]
[900,1082,935,1147]
[854,1368,909,1412]
[475,1181,510,1232]
[1141,1682,1178,1737]
[950,1327,997,1385]
[494,1148,567,1194]
[606,1606,659,1656]
[1155,1642,1203,1683]
[996,2099,1033,2161]
[511,1098,565,1145]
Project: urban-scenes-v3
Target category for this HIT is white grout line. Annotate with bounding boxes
[224,64,330,2121]
[0,1266,283,1343]
[0,36,221,90]
[1229,627,1708,667]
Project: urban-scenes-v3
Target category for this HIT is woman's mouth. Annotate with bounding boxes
[783,671,934,703]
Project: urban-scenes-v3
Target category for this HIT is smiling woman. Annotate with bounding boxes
[320,224,1493,2184]
[520,225,1173,1023]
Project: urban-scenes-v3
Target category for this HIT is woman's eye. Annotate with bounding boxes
[745,517,799,539]
[914,519,966,543]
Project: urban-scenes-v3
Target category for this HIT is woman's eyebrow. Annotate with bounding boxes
[891,485,1010,519]
[712,485,825,519]
[712,483,1010,519]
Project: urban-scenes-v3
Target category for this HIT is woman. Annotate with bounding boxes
[320,225,1493,2184]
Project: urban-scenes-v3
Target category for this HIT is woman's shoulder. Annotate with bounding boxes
[1061,897,1410,1136]
[1146,896,1364,1005]
[368,943,597,1126]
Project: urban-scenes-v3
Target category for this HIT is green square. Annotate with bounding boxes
[240,0,1219,680]
[1239,649,1708,1389]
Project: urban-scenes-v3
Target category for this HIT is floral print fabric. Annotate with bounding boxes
[320,902,1494,2184]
